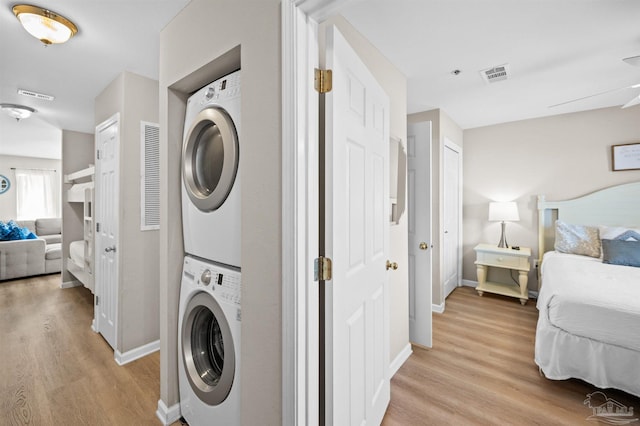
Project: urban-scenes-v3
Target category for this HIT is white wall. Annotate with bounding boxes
[463,105,640,290]
[0,155,61,220]
[159,1,282,424]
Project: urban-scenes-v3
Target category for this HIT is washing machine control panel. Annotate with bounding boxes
[200,269,212,285]
[189,262,241,306]
[197,71,241,106]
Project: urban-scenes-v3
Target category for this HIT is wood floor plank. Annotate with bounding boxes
[382,286,640,425]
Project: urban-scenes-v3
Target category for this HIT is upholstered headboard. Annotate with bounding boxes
[537,181,640,263]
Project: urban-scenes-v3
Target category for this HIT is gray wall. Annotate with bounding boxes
[159,1,282,424]
[463,105,640,290]
[0,155,61,220]
[95,71,160,353]
[61,130,94,285]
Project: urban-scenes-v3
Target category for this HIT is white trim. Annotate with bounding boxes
[389,343,412,377]
[91,319,97,333]
[461,279,477,288]
[114,339,160,366]
[432,302,445,314]
[155,399,181,426]
[61,279,81,289]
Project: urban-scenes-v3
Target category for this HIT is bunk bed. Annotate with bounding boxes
[64,165,95,293]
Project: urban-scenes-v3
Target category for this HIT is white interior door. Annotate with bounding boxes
[324,25,391,425]
[95,114,119,350]
[442,139,462,299]
[407,122,432,348]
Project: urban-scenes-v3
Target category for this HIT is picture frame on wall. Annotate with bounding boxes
[612,142,640,171]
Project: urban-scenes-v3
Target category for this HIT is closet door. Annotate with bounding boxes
[95,113,120,350]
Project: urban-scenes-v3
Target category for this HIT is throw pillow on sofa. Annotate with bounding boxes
[0,220,37,241]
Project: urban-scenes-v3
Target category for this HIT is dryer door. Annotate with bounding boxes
[183,106,239,212]
[182,291,235,406]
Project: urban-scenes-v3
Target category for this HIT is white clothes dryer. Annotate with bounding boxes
[182,70,241,267]
[178,255,241,426]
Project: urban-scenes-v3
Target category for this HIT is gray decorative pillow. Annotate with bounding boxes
[602,239,640,267]
[599,225,640,241]
[554,220,601,258]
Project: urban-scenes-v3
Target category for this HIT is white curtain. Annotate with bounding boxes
[15,169,60,220]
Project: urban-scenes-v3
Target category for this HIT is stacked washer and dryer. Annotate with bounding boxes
[178,70,242,426]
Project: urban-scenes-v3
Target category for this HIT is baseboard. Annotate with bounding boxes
[389,343,412,377]
[156,399,181,426]
[91,319,97,333]
[461,279,477,288]
[61,279,81,289]
[114,339,160,366]
[432,302,445,314]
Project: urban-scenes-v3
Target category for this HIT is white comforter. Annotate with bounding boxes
[535,251,640,397]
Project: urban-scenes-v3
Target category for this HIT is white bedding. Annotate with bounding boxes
[69,240,85,267]
[535,251,640,397]
[537,251,640,352]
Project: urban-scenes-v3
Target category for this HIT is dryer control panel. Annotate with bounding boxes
[196,70,241,106]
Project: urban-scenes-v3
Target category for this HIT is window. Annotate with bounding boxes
[15,169,60,220]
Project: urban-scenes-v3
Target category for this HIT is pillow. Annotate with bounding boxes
[0,220,37,241]
[599,225,640,242]
[554,220,601,258]
[602,239,640,267]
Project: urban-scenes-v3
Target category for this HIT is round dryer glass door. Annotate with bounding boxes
[183,107,239,212]
[182,292,235,406]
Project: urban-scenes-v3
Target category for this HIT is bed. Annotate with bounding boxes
[67,240,94,293]
[535,181,640,397]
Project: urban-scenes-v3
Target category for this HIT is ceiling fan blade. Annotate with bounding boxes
[623,55,640,67]
[549,83,640,108]
[622,95,640,109]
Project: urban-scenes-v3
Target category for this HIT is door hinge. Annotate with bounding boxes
[95,295,99,306]
[96,150,101,160]
[96,222,100,232]
[314,68,333,94]
[314,256,332,281]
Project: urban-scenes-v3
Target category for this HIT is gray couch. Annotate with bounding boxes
[0,218,62,281]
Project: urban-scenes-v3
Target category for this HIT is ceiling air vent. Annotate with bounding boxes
[479,64,510,84]
[18,89,55,101]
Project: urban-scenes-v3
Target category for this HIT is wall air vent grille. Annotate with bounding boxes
[18,89,55,101]
[140,121,160,231]
[479,64,510,84]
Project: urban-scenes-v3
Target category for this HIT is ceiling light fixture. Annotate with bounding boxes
[12,4,78,45]
[623,56,640,67]
[0,103,36,121]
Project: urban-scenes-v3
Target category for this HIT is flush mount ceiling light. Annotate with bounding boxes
[0,103,36,121]
[623,55,640,67]
[12,4,78,45]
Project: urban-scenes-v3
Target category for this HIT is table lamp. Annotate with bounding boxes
[489,201,519,248]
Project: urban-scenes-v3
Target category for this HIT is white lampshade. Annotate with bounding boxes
[13,5,78,45]
[489,201,519,222]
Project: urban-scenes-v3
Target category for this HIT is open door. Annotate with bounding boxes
[323,25,391,425]
[407,121,433,348]
[94,113,119,350]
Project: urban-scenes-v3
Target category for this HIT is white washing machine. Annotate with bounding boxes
[182,70,241,268]
[178,255,241,425]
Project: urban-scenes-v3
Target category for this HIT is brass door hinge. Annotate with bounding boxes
[314,256,332,281]
[314,68,333,94]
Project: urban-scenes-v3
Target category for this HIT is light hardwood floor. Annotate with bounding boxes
[0,274,163,425]
[382,286,640,425]
[2,276,638,425]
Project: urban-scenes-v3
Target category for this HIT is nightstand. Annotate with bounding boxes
[474,244,531,305]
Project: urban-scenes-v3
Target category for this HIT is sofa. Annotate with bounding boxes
[0,218,62,281]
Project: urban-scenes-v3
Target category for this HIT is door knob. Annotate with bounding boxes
[105,246,116,253]
[419,242,428,250]
[386,260,398,271]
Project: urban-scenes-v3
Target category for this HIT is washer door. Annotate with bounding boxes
[182,291,235,406]
[183,106,239,212]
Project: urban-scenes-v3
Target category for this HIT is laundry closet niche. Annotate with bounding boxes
[94,71,160,364]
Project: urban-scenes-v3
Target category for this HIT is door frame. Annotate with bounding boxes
[282,1,349,425]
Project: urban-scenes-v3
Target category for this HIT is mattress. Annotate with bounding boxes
[538,251,640,352]
[69,240,85,268]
